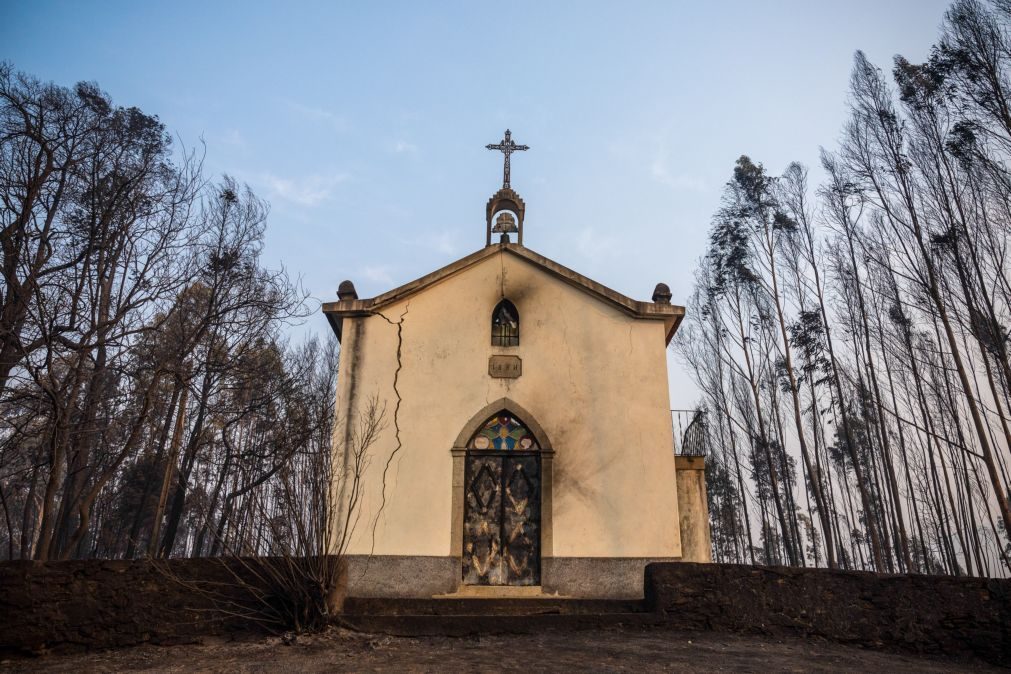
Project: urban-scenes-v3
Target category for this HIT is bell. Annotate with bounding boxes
[492,212,518,234]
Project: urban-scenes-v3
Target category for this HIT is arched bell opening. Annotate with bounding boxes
[485,188,526,246]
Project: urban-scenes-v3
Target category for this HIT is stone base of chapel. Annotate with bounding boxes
[343,555,680,599]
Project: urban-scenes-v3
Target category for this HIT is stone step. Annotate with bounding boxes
[342,596,649,616]
[337,611,662,637]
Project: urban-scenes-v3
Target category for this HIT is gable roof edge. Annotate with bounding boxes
[322,243,685,344]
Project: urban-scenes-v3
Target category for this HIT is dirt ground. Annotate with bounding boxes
[0,627,997,673]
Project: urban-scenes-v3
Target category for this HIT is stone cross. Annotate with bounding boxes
[486,129,529,189]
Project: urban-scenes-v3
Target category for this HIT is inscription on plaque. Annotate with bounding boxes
[489,355,522,378]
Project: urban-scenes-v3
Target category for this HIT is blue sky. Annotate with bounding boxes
[3,0,950,407]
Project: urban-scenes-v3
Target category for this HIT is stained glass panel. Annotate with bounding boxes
[468,413,539,450]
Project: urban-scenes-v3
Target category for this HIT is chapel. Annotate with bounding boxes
[323,131,710,599]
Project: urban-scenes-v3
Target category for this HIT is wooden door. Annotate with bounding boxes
[462,452,541,585]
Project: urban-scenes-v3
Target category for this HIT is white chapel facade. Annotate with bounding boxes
[323,132,710,598]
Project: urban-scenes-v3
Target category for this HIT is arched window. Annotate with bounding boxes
[468,412,540,450]
[491,299,519,347]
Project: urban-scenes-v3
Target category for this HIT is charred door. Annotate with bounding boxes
[461,412,542,586]
[463,453,541,585]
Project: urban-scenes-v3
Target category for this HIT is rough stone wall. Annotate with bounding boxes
[0,558,284,654]
[645,562,1011,664]
[6,558,1008,662]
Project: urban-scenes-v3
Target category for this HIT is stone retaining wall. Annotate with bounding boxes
[4,558,1009,662]
[0,557,306,654]
[645,562,1011,664]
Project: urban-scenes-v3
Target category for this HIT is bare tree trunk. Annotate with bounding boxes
[149,383,189,557]
[125,379,181,558]
[731,288,797,565]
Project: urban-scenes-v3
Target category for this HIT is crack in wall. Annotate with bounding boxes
[368,304,409,556]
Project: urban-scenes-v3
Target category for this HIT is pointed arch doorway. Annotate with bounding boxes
[451,400,552,587]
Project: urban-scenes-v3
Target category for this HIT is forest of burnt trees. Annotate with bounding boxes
[0,58,348,562]
[678,0,1011,576]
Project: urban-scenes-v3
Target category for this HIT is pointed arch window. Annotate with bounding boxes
[468,412,540,450]
[491,299,519,347]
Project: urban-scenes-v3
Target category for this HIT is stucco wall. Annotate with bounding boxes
[334,247,682,561]
[674,456,711,562]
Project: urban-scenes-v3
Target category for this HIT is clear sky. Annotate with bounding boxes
[3,0,951,408]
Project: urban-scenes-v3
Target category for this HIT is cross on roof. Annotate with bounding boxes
[486,129,529,189]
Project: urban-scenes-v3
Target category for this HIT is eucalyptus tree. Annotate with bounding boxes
[698,161,801,565]
[842,48,1011,551]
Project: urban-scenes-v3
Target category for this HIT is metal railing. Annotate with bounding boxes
[671,409,708,457]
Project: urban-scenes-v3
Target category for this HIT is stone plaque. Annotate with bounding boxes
[489,355,522,378]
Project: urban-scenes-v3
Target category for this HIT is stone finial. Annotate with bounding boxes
[337,280,358,301]
[652,282,672,304]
